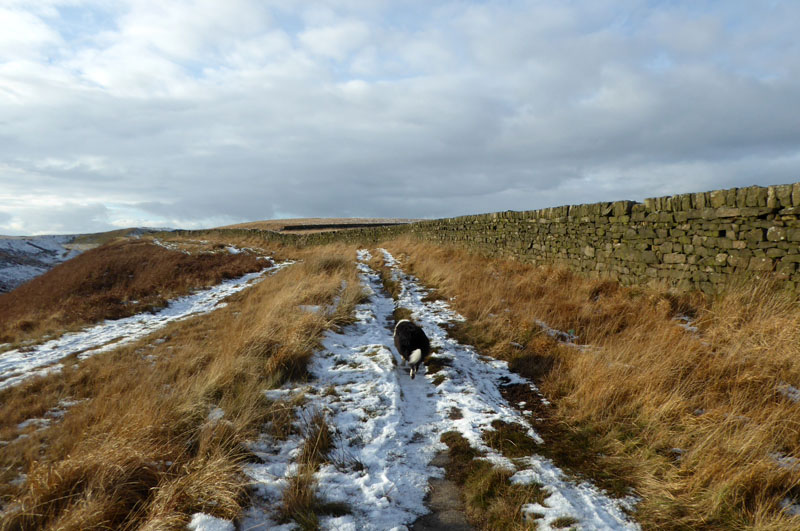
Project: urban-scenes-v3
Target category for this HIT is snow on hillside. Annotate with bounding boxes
[0,259,292,392]
[237,249,638,530]
[0,235,82,293]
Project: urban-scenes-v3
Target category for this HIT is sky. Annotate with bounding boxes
[1,0,799,235]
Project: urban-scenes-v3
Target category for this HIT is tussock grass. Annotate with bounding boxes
[0,242,364,529]
[279,410,351,529]
[385,237,800,529]
[0,239,264,346]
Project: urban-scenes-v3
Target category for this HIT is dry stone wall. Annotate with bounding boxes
[179,182,800,293]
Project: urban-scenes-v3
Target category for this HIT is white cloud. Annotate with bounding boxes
[0,7,62,60]
[299,19,370,60]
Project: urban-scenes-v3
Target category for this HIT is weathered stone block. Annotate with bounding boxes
[775,184,793,207]
[709,190,726,208]
[746,186,768,207]
[736,187,749,207]
[727,255,750,268]
[663,253,687,264]
[768,186,779,208]
[716,207,741,218]
[748,257,774,271]
[767,226,787,241]
[640,251,657,264]
[744,228,765,242]
[693,192,707,209]
[726,188,738,206]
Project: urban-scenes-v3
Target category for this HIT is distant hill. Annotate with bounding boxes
[0,235,82,293]
[0,228,172,293]
[218,218,419,234]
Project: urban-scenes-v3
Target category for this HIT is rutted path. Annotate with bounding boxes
[0,260,292,391]
[241,250,639,530]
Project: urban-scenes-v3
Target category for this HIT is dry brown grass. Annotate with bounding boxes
[0,239,265,346]
[383,236,800,530]
[0,241,365,529]
[278,410,351,529]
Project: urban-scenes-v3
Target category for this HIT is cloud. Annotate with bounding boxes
[1,1,799,235]
[299,19,370,60]
[0,7,62,60]
[0,201,114,236]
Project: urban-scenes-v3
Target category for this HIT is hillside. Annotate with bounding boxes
[0,235,82,294]
[219,217,418,234]
[0,229,798,530]
[0,228,172,294]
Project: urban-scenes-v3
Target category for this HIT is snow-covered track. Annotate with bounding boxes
[242,249,638,530]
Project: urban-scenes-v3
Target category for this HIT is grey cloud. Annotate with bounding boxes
[0,203,114,236]
[1,1,800,235]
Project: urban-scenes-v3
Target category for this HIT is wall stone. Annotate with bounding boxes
[174,182,800,294]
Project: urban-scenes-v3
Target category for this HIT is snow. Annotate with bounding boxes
[778,382,800,403]
[770,453,800,471]
[513,458,639,530]
[186,513,234,531]
[781,497,800,517]
[207,407,225,422]
[0,260,292,391]
[674,315,699,333]
[0,235,82,292]
[243,249,638,530]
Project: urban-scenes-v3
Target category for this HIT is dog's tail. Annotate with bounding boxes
[409,349,423,379]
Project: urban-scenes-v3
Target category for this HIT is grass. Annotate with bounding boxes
[0,239,265,347]
[0,238,364,529]
[384,236,800,529]
[483,420,540,459]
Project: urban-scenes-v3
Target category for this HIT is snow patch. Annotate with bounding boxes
[781,497,800,517]
[186,513,234,531]
[674,315,699,333]
[513,457,639,530]
[207,407,225,422]
[777,382,800,403]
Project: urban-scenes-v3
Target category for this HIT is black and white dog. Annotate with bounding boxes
[393,319,431,379]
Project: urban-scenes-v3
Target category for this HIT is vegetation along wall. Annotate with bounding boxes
[181,182,800,294]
